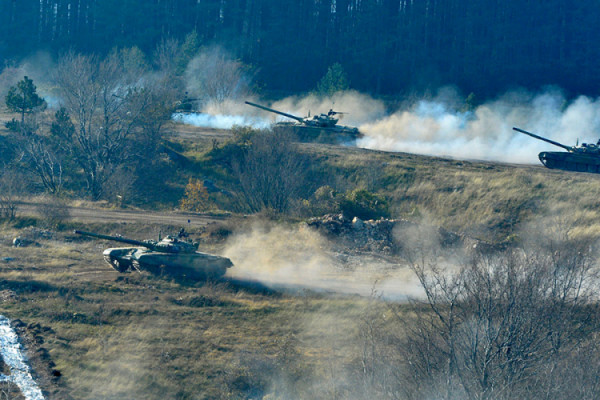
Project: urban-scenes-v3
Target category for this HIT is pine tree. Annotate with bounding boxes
[5,76,46,126]
[316,63,350,97]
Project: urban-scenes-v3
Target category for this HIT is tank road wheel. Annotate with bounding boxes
[131,260,142,273]
[131,260,161,276]
[104,256,130,273]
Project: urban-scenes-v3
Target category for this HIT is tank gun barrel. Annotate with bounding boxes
[245,101,304,123]
[513,127,573,151]
[75,230,155,250]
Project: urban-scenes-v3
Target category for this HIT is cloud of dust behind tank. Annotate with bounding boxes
[222,222,423,300]
[230,220,474,399]
[179,83,600,166]
[172,111,271,130]
[176,90,386,130]
[269,90,387,127]
[358,87,600,164]
[393,213,467,278]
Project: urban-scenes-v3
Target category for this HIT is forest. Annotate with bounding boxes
[1,0,600,99]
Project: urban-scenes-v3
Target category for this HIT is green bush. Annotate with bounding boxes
[339,189,388,220]
[207,125,258,168]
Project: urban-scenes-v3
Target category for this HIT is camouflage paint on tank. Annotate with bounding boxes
[514,127,600,174]
[75,230,233,280]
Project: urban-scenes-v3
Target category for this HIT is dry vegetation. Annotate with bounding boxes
[300,142,600,242]
[3,125,600,399]
[0,223,398,399]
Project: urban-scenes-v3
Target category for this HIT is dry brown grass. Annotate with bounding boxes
[303,142,600,242]
[0,224,393,399]
[4,131,600,398]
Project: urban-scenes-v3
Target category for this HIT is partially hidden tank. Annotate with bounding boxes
[245,101,361,143]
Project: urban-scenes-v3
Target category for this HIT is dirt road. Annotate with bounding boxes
[14,200,229,228]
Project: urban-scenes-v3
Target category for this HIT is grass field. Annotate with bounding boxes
[3,122,600,398]
[1,222,404,399]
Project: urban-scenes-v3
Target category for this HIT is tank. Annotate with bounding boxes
[514,127,600,173]
[75,229,233,279]
[174,93,201,113]
[245,101,361,143]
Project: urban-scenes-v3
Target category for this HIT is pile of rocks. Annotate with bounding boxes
[307,214,410,254]
[307,214,490,255]
[11,227,53,247]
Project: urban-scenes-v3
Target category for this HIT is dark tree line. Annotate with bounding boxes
[1,1,600,99]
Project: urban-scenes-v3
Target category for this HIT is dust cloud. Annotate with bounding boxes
[268,90,387,127]
[172,112,271,130]
[222,223,423,300]
[179,86,600,165]
[175,91,385,130]
[358,88,600,163]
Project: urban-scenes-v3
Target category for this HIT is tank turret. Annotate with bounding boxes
[75,229,232,279]
[75,230,197,254]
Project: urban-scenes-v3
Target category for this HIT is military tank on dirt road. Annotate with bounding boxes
[514,127,600,173]
[75,230,233,280]
[245,101,361,143]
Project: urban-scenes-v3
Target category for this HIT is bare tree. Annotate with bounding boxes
[3,76,62,194]
[128,77,179,156]
[233,130,309,213]
[53,51,162,199]
[153,37,182,74]
[399,227,599,400]
[5,109,64,195]
[0,165,26,219]
[354,288,403,400]
[185,47,253,108]
[15,122,64,194]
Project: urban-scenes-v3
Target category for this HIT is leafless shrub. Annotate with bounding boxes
[0,166,27,219]
[185,46,253,107]
[35,196,71,228]
[400,229,599,400]
[233,130,310,213]
[353,289,403,399]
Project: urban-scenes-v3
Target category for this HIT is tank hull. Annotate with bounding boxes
[539,151,600,173]
[103,247,233,279]
[273,123,362,144]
